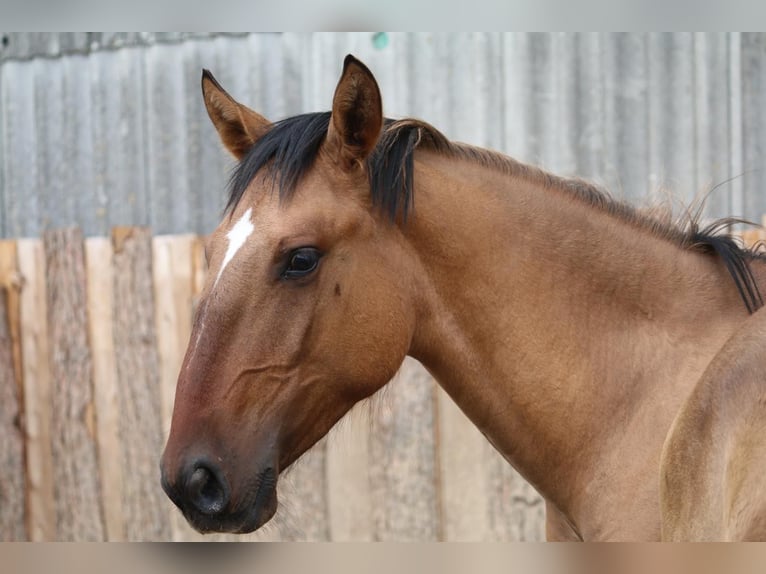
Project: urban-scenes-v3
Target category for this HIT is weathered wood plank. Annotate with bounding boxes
[484,441,545,541]
[436,386,545,541]
[16,239,55,541]
[0,240,26,540]
[151,233,220,542]
[152,235,194,452]
[436,387,490,541]
[438,386,546,541]
[84,237,124,541]
[369,358,439,541]
[111,227,171,541]
[43,228,104,540]
[326,402,374,541]
[0,241,23,408]
[275,439,330,541]
[152,234,191,541]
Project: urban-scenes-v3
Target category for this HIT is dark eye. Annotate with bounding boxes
[283,248,322,279]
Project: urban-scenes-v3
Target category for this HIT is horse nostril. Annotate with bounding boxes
[186,463,229,515]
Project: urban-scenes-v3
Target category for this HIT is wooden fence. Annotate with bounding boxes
[3,224,764,541]
[0,228,545,541]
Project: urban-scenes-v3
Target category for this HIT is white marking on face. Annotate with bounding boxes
[213,207,255,289]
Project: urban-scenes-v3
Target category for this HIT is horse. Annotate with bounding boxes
[160,54,766,541]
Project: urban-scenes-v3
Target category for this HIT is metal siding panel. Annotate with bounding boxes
[280,33,307,117]
[603,33,651,203]
[177,39,208,235]
[63,56,98,236]
[0,33,244,62]
[35,58,70,234]
[551,33,578,177]
[407,33,446,124]
[1,33,57,61]
[87,51,111,237]
[89,48,149,233]
[729,33,745,220]
[527,33,555,169]
[254,33,291,120]
[742,33,766,220]
[2,61,40,237]
[647,33,697,207]
[422,34,454,137]
[144,43,191,235]
[502,33,534,163]
[693,33,734,221]
[571,34,607,183]
[445,32,504,150]
[0,61,5,237]
[385,32,412,120]
[0,32,764,234]
[197,37,235,235]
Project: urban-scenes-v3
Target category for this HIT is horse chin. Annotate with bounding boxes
[235,486,279,534]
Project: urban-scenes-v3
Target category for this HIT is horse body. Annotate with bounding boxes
[160,55,766,540]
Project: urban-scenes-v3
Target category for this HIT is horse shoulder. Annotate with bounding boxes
[660,306,766,541]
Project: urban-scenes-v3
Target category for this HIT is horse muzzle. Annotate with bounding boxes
[160,456,279,534]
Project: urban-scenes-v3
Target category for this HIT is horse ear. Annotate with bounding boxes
[201,69,271,160]
[327,55,383,169]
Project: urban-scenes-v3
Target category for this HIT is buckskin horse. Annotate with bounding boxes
[160,55,766,541]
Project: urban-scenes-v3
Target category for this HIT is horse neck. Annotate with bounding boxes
[404,151,753,533]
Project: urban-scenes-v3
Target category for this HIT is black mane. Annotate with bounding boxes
[227,113,451,222]
[227,112,332,214]
[226,111,763,313]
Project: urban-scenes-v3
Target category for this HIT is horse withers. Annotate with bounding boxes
[160,55,766,540]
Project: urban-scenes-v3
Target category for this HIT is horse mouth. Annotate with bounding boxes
[181,467,279,535]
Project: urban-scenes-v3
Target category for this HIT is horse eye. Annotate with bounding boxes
[283,248,322,279]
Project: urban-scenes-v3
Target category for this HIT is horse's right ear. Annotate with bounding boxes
[201,70,271,160]
[326,55,383,170]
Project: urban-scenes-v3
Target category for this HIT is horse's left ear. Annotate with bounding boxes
[326,55,383,170]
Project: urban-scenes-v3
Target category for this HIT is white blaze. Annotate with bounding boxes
[213,207,254,288]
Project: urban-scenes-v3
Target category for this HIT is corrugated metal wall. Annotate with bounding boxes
[1,32,766,239]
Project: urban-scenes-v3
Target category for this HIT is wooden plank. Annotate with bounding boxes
[436,387,490,541]
[484,442,546,541]
[0,240,26,540]
[43,228,105,540]
[152,235,194,453]
[275,439,330,541]
[369,358,439,541]
[152,233,206,542]
[46,229,102,546]
[436,382,545,541]
[191,235,207,312]
[110,227,171,541]
[326,401,374,541]
[84,237,124,541]
[0,241,23,411]
[16,239,55,541]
